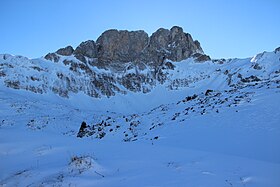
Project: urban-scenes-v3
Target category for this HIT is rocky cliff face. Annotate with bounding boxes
[45,26,209,67]
[96,29,149,64]
[142,26,205,63]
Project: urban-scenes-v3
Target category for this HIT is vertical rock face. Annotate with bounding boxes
[73,40,97,62]
[96,29,149,63]
[144,26,204,63]
[45,26,208,65]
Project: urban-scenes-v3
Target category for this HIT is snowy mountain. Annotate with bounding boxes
[0,28,280,186]
[1,26,210,99]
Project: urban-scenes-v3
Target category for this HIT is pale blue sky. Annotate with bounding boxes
[0,0,279,59]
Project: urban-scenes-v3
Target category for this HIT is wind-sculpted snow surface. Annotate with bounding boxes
[0,48,280,186]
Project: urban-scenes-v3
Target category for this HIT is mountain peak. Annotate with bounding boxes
[45,26,209,65]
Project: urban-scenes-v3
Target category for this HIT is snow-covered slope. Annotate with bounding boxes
[0,48,280,186]
[1,49,280,112]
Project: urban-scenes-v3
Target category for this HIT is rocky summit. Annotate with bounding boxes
[45,26,210,66]
[30,26,210,98]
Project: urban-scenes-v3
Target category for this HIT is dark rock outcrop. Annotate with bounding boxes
[56,46,74,56]
[192,53,211,62]
[45,26,209,65]
[143,26,204,63]
[241,75,261,83]
[74,40,97,62]
[77,121,89,138]
[45,53,60,62]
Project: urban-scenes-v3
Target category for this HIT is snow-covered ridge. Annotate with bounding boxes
[0,48,280,102]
